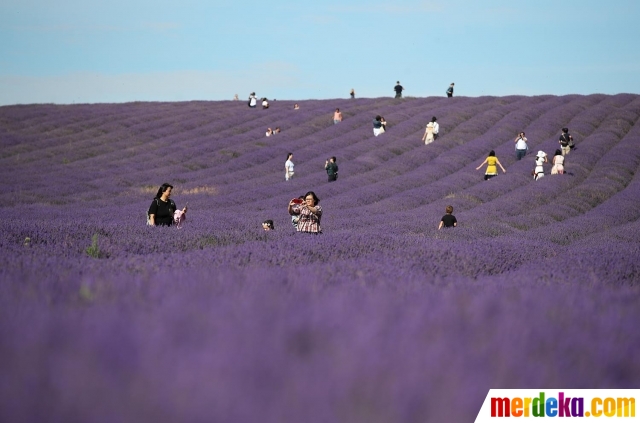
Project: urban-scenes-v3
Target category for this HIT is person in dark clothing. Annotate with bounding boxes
[148,183,187,226]
[559,127,574,156]
[394,81,404,98]
[438,205,457,229]
[325,156,338,182]
[373,115,385,136]
[446,83,454,98]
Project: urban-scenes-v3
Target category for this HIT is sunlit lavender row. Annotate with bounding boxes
[1,95,639,423]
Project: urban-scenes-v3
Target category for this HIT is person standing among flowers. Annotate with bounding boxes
[514,131,528,160]
[438,205,457,229]
[288,191,322,234]
[431,117,440,140]
[350,88,355,99]
[394,81,404,98]
[533,150,548,180]
[333,108,343,124]
[373,115,384,136]
[559,127,573,156]
[148,183,187,227]
[285,153,295,181]
[248,92,257,108]
[422,121,435,145]
[551,149,565,175]
[325,156,338,182]
[476,150,506,180]
[446,83,455,97]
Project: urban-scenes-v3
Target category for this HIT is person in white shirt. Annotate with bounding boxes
[262,98,269,109]
[431,116,440,140]
[285,153,294,181]
[248,92,257,108]
[514,132,528,160]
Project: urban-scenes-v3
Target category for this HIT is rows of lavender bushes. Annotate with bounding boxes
[1,95,639,423]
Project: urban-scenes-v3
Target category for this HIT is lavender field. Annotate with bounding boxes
[1,95,640,422]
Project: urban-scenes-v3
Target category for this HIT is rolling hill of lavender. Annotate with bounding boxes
[2,95,640,422]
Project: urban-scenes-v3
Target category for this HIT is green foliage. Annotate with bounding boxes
[85,234,101,258]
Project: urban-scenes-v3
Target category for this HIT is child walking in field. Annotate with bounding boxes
[438,205,457,229]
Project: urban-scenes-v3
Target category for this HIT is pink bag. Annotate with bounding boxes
[173,209,186,229]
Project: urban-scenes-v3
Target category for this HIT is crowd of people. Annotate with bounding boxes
[149,90,578,233]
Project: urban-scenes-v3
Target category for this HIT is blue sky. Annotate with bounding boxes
[1,0,639,105]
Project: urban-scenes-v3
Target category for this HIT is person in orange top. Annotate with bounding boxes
[476,150,506,180]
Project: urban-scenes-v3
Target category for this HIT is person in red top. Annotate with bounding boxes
[288,191,322,234]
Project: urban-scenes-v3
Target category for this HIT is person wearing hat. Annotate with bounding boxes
[534,150,548,180]
[422,121,435,145]
[476,150,506,180]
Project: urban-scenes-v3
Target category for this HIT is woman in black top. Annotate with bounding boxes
[148,183,187,226]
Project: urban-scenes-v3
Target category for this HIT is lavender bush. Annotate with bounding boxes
[1,95,639,423]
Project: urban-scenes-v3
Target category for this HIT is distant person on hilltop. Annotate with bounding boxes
[373,115,384,136]
[325,156,338,182]
[438,205,457,229]
[333,108,343,124]
[350,88,355,99]
[248,92,257,108]
[431,117,440,140]
[394,81,404,98]
[446,83,454,98]
[294,103,300,110]
[288,191,322,234]
[551,149,565,175]
[262,98,270,109]
[233,94,239,101]
[476,150,506,180]
[285,152,295,181]
[559,127,574,156]
[514,131,528,160]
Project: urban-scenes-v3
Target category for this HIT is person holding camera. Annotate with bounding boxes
[514,131,528,160]
[288,191,322,234]
[325,157,338,182]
